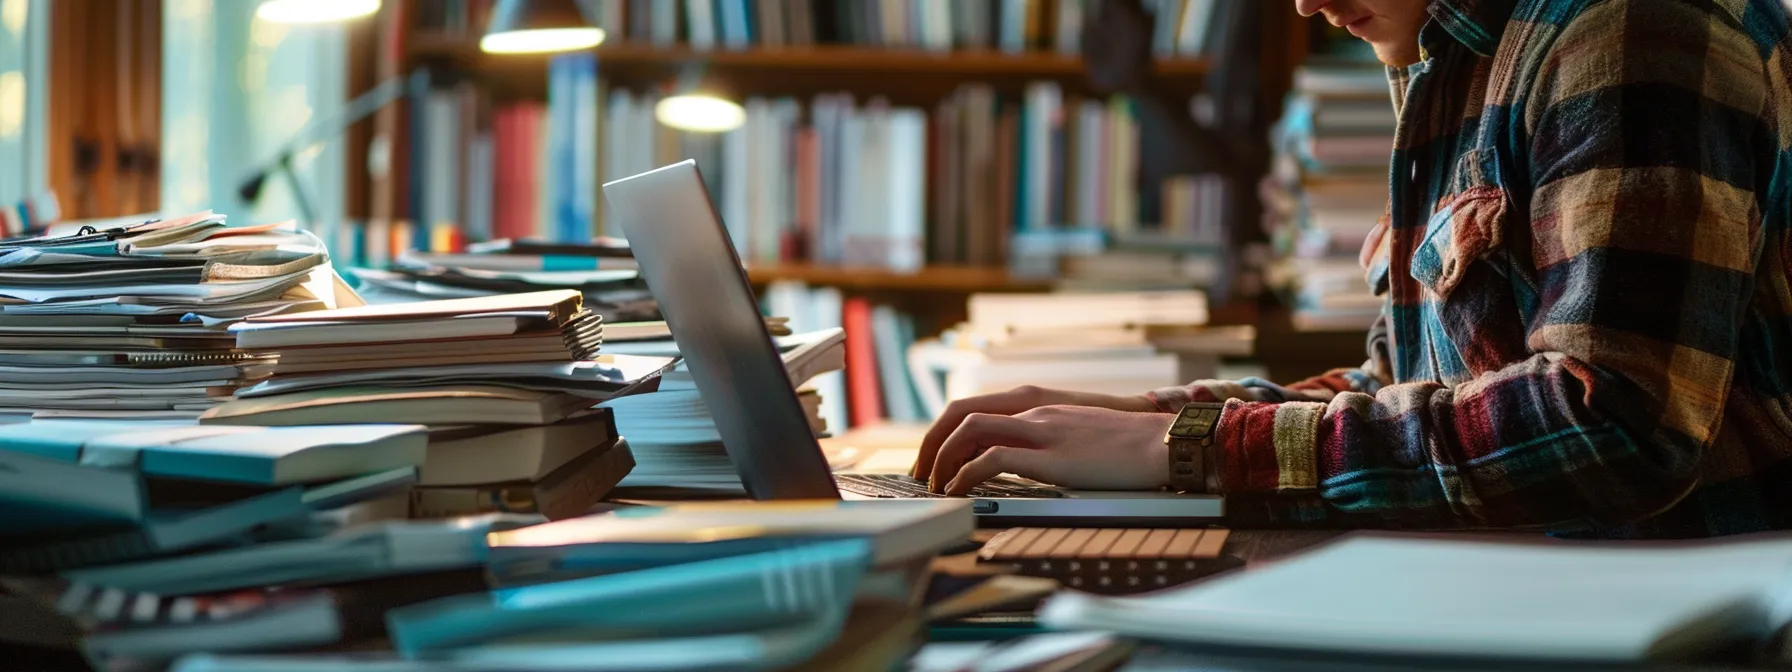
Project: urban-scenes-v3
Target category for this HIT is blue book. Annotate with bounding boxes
[0,448,144,536]
[0,466,417,573]
[0,420,428,485]
[385,539,872,656]
[482,499,971,585]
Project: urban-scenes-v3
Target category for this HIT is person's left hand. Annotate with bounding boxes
[928,405,1178,495]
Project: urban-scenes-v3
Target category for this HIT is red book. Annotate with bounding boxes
[793,128,818,261]
[842,297,884,428]
[492,107,517,240]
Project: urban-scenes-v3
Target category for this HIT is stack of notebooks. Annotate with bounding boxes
[602,327,846,492]
[0,211,352,419]
[197,290,676,520]
[350,240,658,324]
[9,499,973,672]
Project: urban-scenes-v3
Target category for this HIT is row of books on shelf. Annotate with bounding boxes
[410,55,600,247]
[418,0,1231,56]
[399,58,1229,281]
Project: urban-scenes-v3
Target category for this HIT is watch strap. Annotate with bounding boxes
[1168,433,1212,494]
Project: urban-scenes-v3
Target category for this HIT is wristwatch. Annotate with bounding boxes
[1164,402,1224,494]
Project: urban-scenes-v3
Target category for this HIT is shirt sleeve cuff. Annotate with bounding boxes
[1213,399,1327,495]
[1144,380,1257,413]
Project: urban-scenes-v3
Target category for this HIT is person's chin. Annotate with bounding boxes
[1371,42,1421,67]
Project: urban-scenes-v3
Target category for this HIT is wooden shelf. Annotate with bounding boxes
[745,264,1053,293]
[413,38,1209,76]
[408,37,1211,101]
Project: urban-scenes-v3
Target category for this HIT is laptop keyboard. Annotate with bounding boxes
[837,473,1065,499]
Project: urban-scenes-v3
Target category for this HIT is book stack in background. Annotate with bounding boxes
[908,290,1218,413]
[196,290,674,520]
[1263,60,1392,332]
[602,327,846,492]
[416,0,1228,56]
[761,281,932,433]
[0,212,351,421]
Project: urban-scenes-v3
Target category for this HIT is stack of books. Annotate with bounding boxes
[0,212,351,420]
[913,290,1207,410]
[197,290,675,519]
[0,419,430,577]
[1264,60,1393,332]
[11,498,973,671]
[602,327,846,492]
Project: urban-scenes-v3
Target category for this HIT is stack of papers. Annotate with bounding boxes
[351,250,658,323]
[200,290,673,519]
[604,328,844,491]
[0,212,350,418]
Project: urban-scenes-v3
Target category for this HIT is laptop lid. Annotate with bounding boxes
[602,160,841,500]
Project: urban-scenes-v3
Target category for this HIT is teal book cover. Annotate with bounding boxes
[386,538,872,656]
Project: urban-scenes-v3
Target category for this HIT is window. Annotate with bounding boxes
[0,0,47,209]
[161,0,346,225]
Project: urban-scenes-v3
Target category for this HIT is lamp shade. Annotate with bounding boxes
[481,0,605,54]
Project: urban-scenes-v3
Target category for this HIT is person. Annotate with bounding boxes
[913,0,1792,539]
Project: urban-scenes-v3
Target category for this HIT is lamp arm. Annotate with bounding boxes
[276,67,431,160]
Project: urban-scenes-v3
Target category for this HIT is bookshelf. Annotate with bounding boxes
[406,37,1214,101]
[746,263,1051,293]
[342,0,1328,346]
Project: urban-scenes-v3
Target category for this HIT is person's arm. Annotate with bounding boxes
[1202,1,1771,529]
[1146,312,1394,409]
[928,1,1773,528]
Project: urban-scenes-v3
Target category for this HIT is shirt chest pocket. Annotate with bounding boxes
[1412,149,1509,299]
[1408,148,1531,374]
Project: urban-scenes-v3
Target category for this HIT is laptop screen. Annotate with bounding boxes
[601,161,842,500]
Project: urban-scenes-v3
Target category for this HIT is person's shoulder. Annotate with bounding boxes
[1512,0,1786,46]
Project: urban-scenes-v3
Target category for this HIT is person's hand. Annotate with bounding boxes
[911,385,1158,481]
[928,405,1178,495]
[1082,0,1156,93]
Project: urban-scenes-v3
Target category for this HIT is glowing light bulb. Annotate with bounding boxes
[655,94,746,133]
[479,27,605,54]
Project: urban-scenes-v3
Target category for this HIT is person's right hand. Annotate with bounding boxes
[910,385,1159,482]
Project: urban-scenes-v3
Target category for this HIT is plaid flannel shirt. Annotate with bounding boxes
[1149,0,1792,538]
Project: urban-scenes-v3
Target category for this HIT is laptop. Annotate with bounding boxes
[602,160,1223,523]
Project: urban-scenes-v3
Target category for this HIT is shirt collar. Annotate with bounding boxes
[1426,0,1518,57]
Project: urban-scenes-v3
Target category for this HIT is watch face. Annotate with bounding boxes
[1170,405,1221,438]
